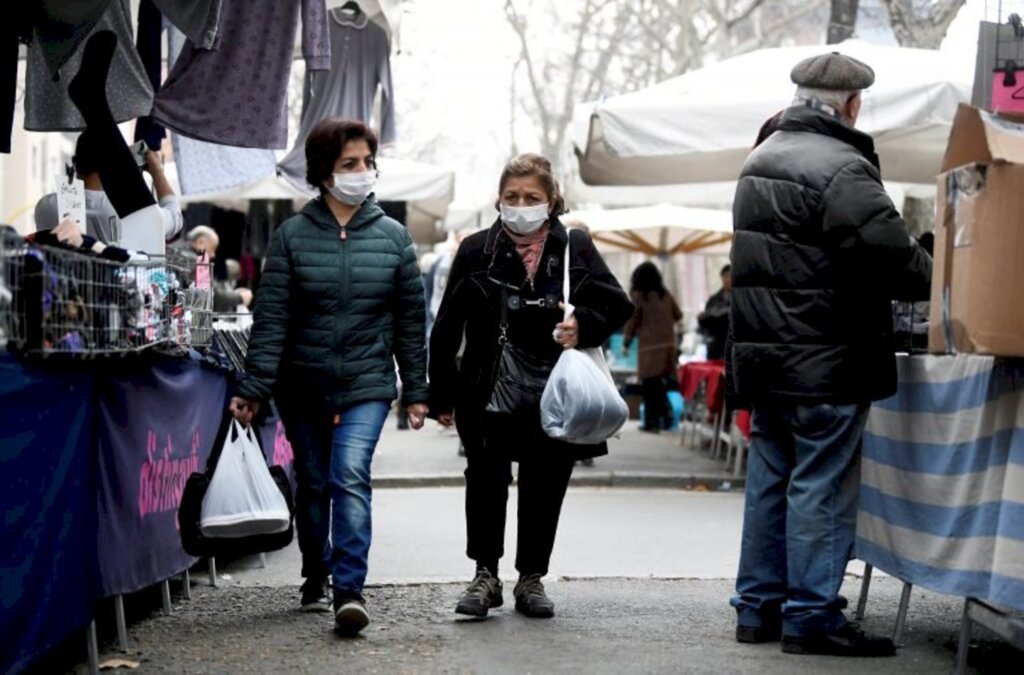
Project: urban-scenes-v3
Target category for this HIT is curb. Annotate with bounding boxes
[372,473,744,491]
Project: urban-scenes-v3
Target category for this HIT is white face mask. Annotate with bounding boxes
[328,171,377,206]
[500,203,549,235]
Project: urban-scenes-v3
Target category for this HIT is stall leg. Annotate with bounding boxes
[161,579,172,616]
[855,563,873,621]
[114,594,129,652]
[208,557,218,587]
[955,599,973,675]
[86,620,100,675]
[182,569,192,601]
[260,553,267,569]
[892,581,913,645]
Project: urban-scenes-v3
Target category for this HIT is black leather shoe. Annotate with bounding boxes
[782,623,896,657]
[736,623,783,643]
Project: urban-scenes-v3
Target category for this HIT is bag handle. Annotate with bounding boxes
[562,231,575,323]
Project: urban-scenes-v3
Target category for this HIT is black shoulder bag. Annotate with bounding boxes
[485,287,552,413]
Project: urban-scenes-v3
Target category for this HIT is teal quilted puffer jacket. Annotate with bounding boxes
[237,195,428,411]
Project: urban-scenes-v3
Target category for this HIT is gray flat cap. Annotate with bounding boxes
[790,51,875,90]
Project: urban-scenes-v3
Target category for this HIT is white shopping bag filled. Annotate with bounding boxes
[541,234,629,444]
[541,347,629,444]
[200,420,290,538]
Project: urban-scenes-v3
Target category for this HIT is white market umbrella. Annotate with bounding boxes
[573,40,972,187]
[568,203,733,256]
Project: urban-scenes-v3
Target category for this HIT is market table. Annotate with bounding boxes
[854,354,1024,663]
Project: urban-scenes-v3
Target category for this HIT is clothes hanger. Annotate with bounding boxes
[340,1,363,15]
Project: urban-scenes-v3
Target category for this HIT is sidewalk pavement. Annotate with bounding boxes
[371,418,742,490]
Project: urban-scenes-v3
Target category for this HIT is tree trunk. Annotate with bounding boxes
[827,0,859,44]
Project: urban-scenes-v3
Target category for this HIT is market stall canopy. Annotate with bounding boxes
[172,157,455,242]
[573,40,972,187]
[568,204,733,256]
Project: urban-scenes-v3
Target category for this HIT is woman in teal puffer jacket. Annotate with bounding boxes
[230,118,429,637]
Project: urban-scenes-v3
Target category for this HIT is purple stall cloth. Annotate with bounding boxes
[152,0,331,149]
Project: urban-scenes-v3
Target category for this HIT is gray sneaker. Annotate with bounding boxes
[299,579,332,613]
[514,573,554,618]
[334,598,369,636]
[455,569,503,617]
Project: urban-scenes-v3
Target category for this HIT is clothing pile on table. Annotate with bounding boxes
[209,322,251,373]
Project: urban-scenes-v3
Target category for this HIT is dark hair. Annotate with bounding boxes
[631,262,667,299]
[305,118,379,192]
[720,264,732,276]
[754,111,784,148]
[73,129,102,176]
[496,153,567,216]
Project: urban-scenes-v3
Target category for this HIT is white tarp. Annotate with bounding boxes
[172,157,455,242]
[573,40,972,187]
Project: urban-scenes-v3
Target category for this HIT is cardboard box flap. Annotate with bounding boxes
[943,104,1024,171]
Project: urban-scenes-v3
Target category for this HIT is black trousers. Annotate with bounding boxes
[642,376,671,429]
[464,444,575,577]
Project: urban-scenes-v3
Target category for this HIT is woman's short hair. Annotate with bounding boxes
[496,153,567,216]
[305,118,379,192]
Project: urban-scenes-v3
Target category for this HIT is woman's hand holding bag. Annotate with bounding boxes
[540,236,629,444]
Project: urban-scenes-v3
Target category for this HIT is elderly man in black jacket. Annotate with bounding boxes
[728,52,932,658]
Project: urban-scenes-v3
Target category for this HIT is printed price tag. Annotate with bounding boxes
[56,168,86,232]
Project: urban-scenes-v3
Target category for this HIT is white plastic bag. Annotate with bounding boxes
[540,234,629,444]
[200,420,290,538]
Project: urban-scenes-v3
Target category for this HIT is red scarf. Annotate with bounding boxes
[503,225,550,282]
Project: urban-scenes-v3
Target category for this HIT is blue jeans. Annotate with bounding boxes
[325,401,389,599]
[731,402,869,637]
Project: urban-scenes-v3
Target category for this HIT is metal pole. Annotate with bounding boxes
[260,553,267,569]
[855,564,873,620]
[208,557,218,587]
[161,579,172,616]
[182,569,192,600]
[86,620,100,675]
[892,582,913,645]
[114,594,129,652]
[954,599,973,674]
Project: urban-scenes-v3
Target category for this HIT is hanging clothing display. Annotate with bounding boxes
[25,0,153,132]
[279,7,395,190]
[31,0,221,79]
[134,0,167,150]
[152,0,331,149]
[163,26,278,196]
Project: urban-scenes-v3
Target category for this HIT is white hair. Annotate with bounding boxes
[186,225,220,250]
[794,86,858,114]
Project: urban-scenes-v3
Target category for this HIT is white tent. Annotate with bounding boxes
[573,40,973,188]
[568,204,733,256]
[173,158,455,242]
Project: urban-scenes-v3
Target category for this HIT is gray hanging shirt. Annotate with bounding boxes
[278,9,395,190]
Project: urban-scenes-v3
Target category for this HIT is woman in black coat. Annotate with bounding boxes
[429,153,634,620]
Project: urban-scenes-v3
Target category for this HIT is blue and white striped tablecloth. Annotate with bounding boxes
[856,355,1024,611]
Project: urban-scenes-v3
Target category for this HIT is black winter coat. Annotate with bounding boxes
[237,196,428,412]
[729,106,932,405]
[429,220,634,461]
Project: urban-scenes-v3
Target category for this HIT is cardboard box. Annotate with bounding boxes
[929,104,1024,356]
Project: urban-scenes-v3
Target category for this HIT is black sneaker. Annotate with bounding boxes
[736,623,783,644]
[782,623,897,657]
[455,568,503,617]
[299,579,332,613]
[514,573,555,618]
[334,597,370,636]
